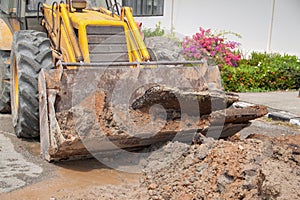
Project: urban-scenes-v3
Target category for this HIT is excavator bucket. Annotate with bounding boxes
[38,62,267,161]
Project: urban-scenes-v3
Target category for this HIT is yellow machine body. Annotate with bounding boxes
[0,1,267,162]
[42,4,150,65]
[0,17,20,50]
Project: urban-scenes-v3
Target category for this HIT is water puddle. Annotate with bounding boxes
[0,159,140,199]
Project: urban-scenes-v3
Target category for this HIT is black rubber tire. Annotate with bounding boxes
[11,30,53,138]
[0,50,11,113]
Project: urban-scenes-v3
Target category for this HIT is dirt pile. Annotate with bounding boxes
[141,134,300,200]
[57,133,300,200]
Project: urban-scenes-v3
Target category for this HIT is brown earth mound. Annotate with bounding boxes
[142,134,300,200]
[58,133,300,200]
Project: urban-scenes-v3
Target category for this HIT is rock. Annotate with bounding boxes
[145,37,185,61]
[148,183,158,190]
[217,173,234,192]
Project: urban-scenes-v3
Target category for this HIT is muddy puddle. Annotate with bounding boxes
[0,159,140,200]
[0,126,140,200]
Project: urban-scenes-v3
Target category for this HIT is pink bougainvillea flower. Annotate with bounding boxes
[182,27,241,67]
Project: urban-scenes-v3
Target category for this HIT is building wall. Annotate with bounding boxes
[135,0,300,57]
[271,0,300,56]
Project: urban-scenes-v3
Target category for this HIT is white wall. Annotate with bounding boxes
[135,0,300,57]
[135,0,173,34]
[271,0,300,56]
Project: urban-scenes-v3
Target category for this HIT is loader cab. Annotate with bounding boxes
[68,1,131,63]
[0,0,44,14]
[86,0,121,15]
[0,0,45,30]
[86,0,118,9]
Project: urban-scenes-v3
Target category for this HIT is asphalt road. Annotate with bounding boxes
[239,91,300,116]
[0,114,55,194]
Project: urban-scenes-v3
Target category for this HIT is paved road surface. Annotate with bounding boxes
[238,91,300,116]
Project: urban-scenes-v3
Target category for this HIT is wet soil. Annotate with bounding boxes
[1,117,300,200]
[0,159,140,200]
[54,89,266,152]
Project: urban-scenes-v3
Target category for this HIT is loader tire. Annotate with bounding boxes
[11,30,53,138]
[0,50,11,113]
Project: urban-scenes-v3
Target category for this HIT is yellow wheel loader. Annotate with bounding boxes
[0,0,267,161]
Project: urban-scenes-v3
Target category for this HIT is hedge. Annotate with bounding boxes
[221,52,300,92]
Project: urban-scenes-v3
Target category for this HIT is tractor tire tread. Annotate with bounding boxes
[11,30,53,138]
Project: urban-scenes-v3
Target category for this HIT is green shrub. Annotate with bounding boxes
[221,52,300,92]
[143,22,165,38]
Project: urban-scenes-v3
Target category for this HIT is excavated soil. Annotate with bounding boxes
[55,133,300,200]
[55,87,266,146]
[142,134,300,200]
